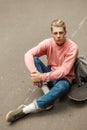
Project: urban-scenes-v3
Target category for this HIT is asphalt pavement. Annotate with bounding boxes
[0,0,87,130]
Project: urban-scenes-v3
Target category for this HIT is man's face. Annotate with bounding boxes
[51,26,66,46]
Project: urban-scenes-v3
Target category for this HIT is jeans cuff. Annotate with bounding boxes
[33,100,43,112]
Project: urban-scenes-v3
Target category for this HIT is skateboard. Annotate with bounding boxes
[68,83,87,101]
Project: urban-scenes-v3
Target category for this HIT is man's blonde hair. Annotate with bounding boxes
[51,19,66,32]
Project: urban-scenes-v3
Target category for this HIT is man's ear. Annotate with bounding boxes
[65,31,67,35]
[50,31,53,37]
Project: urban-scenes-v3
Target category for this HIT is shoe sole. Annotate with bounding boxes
[6,110,14,122]
[45,105,54,111]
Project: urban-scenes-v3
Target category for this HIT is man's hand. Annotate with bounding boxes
[31,72,43,88]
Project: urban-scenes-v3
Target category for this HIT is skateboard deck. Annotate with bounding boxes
[68,83,87,101]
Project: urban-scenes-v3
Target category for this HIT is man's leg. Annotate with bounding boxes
[34,56,51,94]
[34,56,51,73]
[36,79,70,109]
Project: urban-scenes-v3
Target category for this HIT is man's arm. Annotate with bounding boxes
[24,40,47,73]
[24,40,48,87]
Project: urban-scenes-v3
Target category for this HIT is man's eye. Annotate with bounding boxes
[53,32,57,35]
[59,32,64,34]
[53,32,64,35]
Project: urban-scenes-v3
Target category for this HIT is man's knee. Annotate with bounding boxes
[34,56,39,63]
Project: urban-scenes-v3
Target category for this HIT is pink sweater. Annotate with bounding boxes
[25,38,78,83]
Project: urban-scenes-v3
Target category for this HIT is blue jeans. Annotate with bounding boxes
[34,57,71,109]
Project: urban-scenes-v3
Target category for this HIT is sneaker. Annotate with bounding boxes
[45,104,54,111]
[6,105,26,123]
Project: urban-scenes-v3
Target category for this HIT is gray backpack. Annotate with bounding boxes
[75,57,87,87]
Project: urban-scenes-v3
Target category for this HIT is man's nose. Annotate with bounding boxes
[57,33,60,38]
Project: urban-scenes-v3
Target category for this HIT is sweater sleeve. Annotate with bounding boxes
[42,45,78,82]
[24,40,47,73]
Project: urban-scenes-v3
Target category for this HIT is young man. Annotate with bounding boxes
[6,19,78,122]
